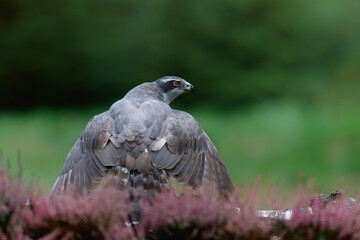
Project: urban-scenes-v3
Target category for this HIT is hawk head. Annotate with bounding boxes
[155,76,195,104]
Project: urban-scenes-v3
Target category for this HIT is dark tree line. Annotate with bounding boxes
[0,0,359,109]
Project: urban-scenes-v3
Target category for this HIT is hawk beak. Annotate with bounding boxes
[183,82,195,93]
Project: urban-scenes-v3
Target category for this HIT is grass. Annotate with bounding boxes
[0,100,359,195]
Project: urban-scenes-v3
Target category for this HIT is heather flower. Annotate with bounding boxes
[3,166,360,240]
[278,192,360,240]
[0,169,27,240]
[142,188,272,240]
[22,187,138,240]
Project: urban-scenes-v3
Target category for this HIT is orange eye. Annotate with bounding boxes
[173,81,179,87]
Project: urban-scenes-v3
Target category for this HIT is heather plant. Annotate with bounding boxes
[277,192,360,240]
[142,188,273,240]
[22,188,138,240]
[0,169,26,239]
[2,168,360,239]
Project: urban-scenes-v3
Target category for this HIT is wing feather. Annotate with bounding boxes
[152,110,234,193]
[49,112,122,197]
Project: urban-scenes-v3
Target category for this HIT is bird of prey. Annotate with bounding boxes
[49,76,233,198]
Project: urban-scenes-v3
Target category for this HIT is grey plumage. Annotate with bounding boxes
[49,76,233,198]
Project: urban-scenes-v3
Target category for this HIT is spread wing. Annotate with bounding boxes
[49,108,233,197]
[150,110,234,193]
[48,112,126,197]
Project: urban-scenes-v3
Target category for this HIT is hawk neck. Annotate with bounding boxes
[124,82,166,104]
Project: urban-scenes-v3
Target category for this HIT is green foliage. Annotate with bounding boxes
[0,0,359,198]
[1,100,359,195]
[0,0,359,108]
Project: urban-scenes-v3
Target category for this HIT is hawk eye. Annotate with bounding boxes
[173,81,179,87]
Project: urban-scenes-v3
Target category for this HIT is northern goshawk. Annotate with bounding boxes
[49,76,233,198]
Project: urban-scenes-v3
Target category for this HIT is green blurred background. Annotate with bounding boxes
[1,0,359,195]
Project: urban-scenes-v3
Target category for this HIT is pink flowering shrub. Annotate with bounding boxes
[1,169,360,240]
[23,189,137,240]
[142,188,272,240]
[277,192,360,240]
[0,170,25,239]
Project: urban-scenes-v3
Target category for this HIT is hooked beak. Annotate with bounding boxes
[183,81,195,93]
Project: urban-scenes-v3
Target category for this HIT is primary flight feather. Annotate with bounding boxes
[49,76,233,197]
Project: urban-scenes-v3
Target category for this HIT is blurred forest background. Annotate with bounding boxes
[0,0,359,195]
